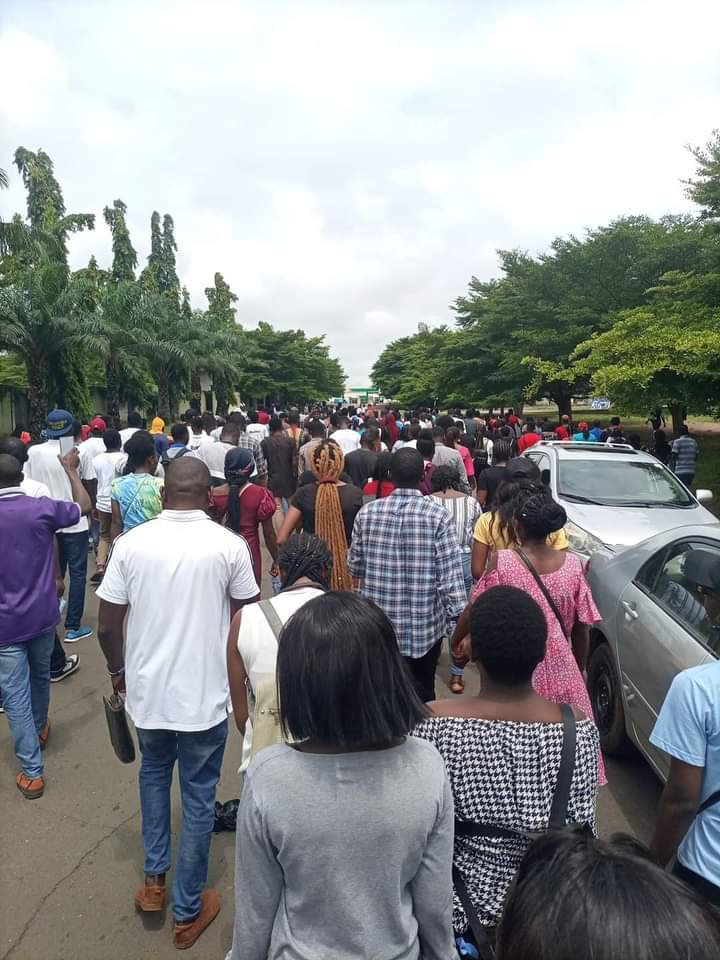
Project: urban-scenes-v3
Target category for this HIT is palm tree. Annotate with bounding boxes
[0,258,105,436]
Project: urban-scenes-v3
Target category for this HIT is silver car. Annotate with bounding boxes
[585,526,720,778]
[522,441,719,778]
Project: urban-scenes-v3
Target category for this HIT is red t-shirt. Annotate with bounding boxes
[363,480,395,499]
[518,432,541,453]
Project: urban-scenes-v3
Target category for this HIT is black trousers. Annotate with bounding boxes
[404,639,443,703]
[673,861,720,907]
[50,633,67,676]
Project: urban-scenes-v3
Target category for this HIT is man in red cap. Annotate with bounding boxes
[77,417,107,563]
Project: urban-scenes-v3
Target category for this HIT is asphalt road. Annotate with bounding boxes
[0,571,662,960]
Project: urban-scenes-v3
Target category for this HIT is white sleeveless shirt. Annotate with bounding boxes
[237,586,324,771]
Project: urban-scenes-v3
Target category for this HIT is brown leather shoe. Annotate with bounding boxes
[39,723,50,751]
[173,889,220,950]
[16,772,45,799]
[134,874,167,912]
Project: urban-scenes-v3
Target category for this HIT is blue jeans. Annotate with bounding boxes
[0,631,54,777]
[449,553,475,677]
[137,720,228,921]
[57,531,88,630]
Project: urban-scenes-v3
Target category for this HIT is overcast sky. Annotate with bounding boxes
[2,1,720,387]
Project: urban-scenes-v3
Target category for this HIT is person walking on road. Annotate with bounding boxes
[90,428,125,583]
[348,448,467,701]
[24,409,95,642]
[110,431,163,539]
[261,416,296,515]
[97,458,258,950]
[0,449,91,799]
[228,591,454,960]
[671,425,700,488]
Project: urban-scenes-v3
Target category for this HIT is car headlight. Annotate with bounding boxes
[564,521,608,558]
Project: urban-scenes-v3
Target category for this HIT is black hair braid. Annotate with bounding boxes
[490,477,541,546]
[519,493,567,540]
[278,532,333,590]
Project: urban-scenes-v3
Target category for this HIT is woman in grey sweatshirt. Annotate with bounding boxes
[227,592,456,960]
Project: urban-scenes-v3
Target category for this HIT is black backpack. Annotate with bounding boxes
[161,446,192,469]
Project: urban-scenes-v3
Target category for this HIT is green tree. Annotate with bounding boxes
[685,129,720,220]
[573,268,720,431]
[0,147,96,433]
[103,200,137,282]
[205,272,240,414]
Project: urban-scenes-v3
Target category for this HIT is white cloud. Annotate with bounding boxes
[1,0,720,386]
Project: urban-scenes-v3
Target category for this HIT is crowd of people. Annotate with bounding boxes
[0,400,717,958]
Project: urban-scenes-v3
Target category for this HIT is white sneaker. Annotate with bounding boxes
[50,655,80,683]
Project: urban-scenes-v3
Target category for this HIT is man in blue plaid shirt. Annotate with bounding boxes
[348,448,467,701]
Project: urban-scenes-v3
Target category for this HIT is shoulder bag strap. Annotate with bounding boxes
[452,865,496,960]
[698,790,720,815]
[258,599,284,639]
[549,703,577,828]
[516,548,571,642]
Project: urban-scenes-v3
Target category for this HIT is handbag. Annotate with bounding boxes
[453,704,577,960]
[103,692,136,763]
[516,548,571,642]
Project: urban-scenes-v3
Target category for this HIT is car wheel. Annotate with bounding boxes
[587,643,631,756]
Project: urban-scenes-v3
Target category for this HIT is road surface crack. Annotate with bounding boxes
[3,806,140,960]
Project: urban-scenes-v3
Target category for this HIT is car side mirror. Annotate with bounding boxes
[696,489,714,503]
[540,469,551,486]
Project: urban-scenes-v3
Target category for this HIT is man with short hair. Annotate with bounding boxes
[261,417,296,514]
[348,448,466,702]
[194,423,240,483]
[78,416,107,555]
[163,424,192,464]
[430,427,470,491]
[90,428,126,583]
[25,410,94,642]
[97,458,259,948]
[344,426,380,488]
[672,425,700,488]
[120,411,142,448]
[187,416,209,451]
[246,410,269,442]
[0,448,91,798]
[330,416,361,455]
[298,419,326,476]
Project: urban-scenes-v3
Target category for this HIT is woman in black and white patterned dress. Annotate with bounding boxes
[414,584,600,944]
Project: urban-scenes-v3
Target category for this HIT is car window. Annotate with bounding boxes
[558,458,693,507]
[643,541,720,656]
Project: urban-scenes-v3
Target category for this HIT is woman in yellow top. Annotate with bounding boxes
[471,477,568,578]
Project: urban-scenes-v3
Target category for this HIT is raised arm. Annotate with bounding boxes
[59,449,92,515]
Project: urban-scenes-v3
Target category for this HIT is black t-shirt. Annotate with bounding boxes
[261,433,296,498]
[477,465,509,510]
[291,482,364,543]
[344,449,377,489]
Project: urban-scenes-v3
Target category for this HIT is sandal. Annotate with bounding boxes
[450,675,465,695]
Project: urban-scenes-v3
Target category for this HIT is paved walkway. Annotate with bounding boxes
[0,577,660,960]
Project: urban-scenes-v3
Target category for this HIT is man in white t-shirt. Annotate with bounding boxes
[245,409,269,442]
[330,416,361,455]
[90,429,126,582]
[24,410,94,642]
[78,417,108,557]
[97,457,259,949]
[119,411,142,448]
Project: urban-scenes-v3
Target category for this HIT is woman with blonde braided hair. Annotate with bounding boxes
[278,440,363,590]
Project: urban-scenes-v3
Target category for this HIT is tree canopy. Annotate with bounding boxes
[372,129,720,419]
[0,147,346,435]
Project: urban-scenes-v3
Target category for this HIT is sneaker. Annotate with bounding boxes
[89,570,104,584]
[65,626,93,643]
[16,772,45,799]
[173,890,220,950]
[0,692,4,714]
[50,655,80,682]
